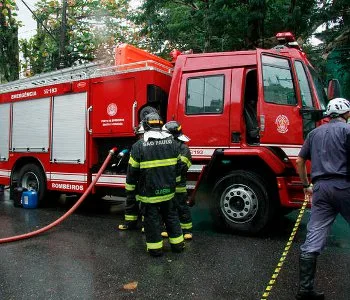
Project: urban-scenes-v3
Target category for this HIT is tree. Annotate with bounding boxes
[20,0,137,76]
[247,0,266,48]
[133,0,252,55]
[132,0,323,55]
[302,0,350,98]
[0,0,20,82]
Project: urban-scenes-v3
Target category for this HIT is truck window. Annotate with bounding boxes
[307,66,328,109]
[186,75,224,114]
[262,55,297,106]
[294,61,313,107]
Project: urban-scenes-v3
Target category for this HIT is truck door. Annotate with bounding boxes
[294,60,318,139]
[257,51,304,148]
[91,77,135,135]
[176,70,231,156]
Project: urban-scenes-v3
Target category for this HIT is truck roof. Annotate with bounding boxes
[175,47,310,72]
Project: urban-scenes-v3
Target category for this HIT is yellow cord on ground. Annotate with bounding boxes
[260,195,310,300]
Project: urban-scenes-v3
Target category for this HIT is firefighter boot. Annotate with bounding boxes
[118,221,137,230]
[295,253,324,300]
[148,248,163,257]
[183,232,193,240]
[183,228,193,240]
[160,223,168,238]
[171,241,185,253]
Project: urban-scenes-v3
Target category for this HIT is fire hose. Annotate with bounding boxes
[0,147,119,244]
[260,194,310,299]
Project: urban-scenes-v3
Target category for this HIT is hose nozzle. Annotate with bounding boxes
[109,147,118,155]
[117,149,129,158]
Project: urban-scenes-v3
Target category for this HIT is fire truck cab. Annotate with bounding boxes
[166,32,339,234]
[0,32,340,235]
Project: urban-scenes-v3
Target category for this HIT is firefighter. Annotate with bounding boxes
[295,97,350,300]
[118,122,145,231]
[163,121,193,240]
[126,112,184,256]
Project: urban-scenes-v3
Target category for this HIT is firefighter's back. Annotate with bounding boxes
[134,135,180,202]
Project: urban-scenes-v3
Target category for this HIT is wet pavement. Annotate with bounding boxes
[0,190,349,300]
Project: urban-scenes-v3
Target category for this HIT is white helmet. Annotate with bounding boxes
[326,98,350,116]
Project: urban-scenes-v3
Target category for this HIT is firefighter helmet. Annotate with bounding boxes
[162,121,190,142]
[326,98,350,117]
[142,112,163,131]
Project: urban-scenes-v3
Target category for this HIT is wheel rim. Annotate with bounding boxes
[220,183,258,224]
[21,172,40,192]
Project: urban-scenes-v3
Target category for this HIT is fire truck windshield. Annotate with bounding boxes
[308,66,329,109]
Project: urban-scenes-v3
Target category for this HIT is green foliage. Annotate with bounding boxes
[307,0,350,98]
[0,0,19,82]
[19,0,136,75]
[132,0,326,55]
[133,0,252,55]
[264,0,316,39]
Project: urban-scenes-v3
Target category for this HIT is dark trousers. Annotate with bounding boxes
[124,195,140,223]
[143,199,183,250]
[301,178,350,254]
[175,193,192,233]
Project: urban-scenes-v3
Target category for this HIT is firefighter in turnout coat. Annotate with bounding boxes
[125,113,184,257]
[163,121,193,240]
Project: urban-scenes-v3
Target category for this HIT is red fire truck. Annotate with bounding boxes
[0,32,339,234]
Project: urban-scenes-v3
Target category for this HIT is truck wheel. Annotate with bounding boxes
[211,170,272,235]
[18,164,47,206]
[139,106,159,121]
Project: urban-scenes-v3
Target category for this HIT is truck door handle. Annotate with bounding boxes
[132,101,137,130]
[260,115,265,132]
[87,106,92,134]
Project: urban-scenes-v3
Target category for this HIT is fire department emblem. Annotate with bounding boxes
[107,103,117,116]
[275,114,289,133]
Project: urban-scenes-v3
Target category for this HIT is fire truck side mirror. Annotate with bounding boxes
[327,79,341,100]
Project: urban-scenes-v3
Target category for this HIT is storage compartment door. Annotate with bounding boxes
[51,93,87,163]
[91,77,135,135]
[0,103,10,161]
[12,98,50,152]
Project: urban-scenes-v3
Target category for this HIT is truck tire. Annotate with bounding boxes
[18,164,47,206]
[211,170,273,235]
[139,106,159,121]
